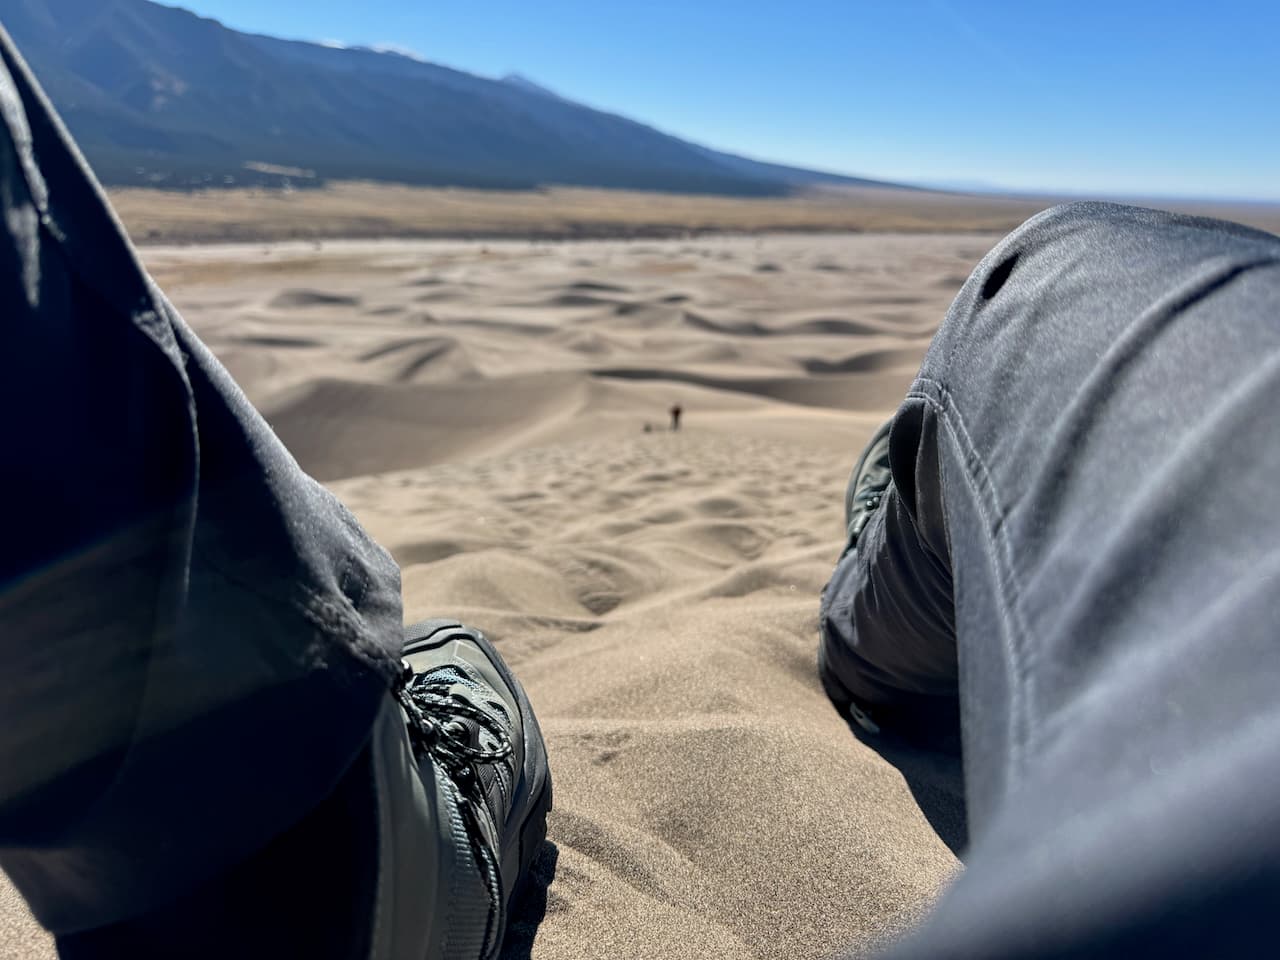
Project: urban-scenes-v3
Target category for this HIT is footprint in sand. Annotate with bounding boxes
[267,289,362,309]
[694,496,751,519]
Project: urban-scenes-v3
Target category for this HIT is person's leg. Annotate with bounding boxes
[0,22,398,932]
[53,621,552,960]
[823,201,1280,956]
[0,25,549,957]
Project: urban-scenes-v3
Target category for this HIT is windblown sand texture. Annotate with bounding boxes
[2,232,989,959]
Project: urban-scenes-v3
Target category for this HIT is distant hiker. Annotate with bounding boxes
[670,404,683,431]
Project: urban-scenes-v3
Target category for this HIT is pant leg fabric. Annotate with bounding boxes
[0,25,403,936]
[826,201,1280,958]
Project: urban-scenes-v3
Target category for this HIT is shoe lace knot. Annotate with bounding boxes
[394,660,514,771]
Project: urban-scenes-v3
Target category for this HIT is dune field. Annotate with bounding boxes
[4,230,1001,958]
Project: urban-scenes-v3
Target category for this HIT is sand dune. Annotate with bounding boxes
[344,434,962,959]
[591,367,925,411]
[1,232,980,959]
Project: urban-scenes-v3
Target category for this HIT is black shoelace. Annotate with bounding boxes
[394,660,514,960]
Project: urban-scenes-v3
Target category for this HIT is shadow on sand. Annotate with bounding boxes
[500,840,560,960]
[844,721,969,859]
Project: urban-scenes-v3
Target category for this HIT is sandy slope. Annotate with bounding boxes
[1,232,988,959]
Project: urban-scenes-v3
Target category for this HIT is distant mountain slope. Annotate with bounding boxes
[0,0,909,195]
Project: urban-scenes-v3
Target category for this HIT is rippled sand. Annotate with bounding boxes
[3,232,988,959]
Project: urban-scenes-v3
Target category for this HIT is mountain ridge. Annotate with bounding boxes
[0,0,910,195]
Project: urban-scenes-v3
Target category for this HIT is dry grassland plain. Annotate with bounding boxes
[107,181,1280,245]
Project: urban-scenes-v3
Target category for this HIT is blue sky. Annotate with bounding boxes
[180,1,1278,201]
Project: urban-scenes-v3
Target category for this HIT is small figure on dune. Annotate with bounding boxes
[670,403,682,431]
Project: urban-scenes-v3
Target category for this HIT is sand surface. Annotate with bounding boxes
[1,232,985,959]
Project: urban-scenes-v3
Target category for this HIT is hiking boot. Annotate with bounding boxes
[394,618,553,960]
[842,419,893,551]
[54,619,553,960]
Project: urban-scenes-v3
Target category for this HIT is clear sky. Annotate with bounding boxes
[175,0,1278,201]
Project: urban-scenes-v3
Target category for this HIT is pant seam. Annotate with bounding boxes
[909,377,1035,779]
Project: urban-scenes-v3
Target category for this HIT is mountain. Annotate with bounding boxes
[499,73,567,103]
[0,0,907,195]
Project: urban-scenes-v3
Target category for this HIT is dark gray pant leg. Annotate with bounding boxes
[0,26,402,935]
[818,409,959,726]
[838,201,1280,957]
